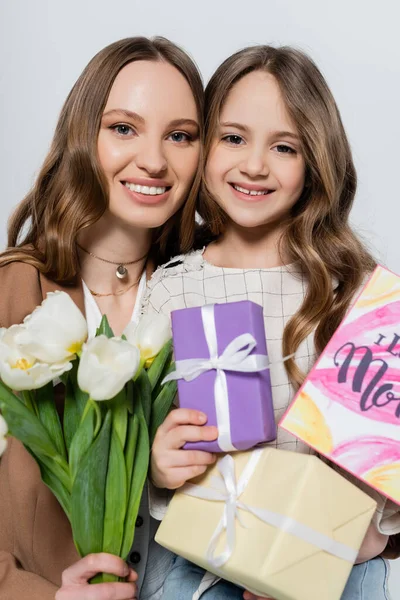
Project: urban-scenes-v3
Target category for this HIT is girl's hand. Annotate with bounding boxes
[150,408,218,489]
[55,553,138,600]
[243,592,273,600]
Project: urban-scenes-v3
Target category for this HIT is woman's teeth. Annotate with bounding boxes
[124,182,167,195]
[233,184,269,196]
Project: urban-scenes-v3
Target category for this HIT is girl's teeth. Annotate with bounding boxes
[233,184,268,196]
[124,183,167,195]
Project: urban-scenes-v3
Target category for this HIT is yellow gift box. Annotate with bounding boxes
[155,448,377,600]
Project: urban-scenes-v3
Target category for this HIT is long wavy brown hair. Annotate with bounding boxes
[2,36,203,282]
[199,45,376,386]
[199,44,400,561]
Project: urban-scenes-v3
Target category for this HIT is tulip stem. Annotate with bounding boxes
[22,390,39,417]
[87,398,102,438]
[133,358,146,382]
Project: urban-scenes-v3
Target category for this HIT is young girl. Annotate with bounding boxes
[0,36,203,600]
[144,45,399,599]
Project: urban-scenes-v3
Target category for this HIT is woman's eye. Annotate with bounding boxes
[223,135,244,146]
[274,144,296,154]
[168,131,192,143]
[110,124,135,136]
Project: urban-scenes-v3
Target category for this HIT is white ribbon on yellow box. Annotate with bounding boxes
[156,448,377,600]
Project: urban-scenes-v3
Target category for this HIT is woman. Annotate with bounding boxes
[0,36,203,599]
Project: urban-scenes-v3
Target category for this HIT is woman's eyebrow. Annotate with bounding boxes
[102,108,145,123]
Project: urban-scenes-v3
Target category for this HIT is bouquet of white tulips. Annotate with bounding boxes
[0,291,176,582]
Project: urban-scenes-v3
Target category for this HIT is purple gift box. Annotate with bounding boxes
[170,300,276,452]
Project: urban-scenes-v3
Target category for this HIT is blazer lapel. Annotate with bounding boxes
[39,273,86,316]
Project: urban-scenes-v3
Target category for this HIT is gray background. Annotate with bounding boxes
[0,0,399,594]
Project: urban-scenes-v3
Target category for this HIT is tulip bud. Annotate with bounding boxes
[124,314,171,363]
[19,291,88,363]
[0,325,72,390]
[78,336,140,401]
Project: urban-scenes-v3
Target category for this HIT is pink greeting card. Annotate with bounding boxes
[280,266,400,505]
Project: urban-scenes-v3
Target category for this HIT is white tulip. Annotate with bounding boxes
[124,314,171,361]
[19,291,88,363]
[0,325,73,390]
[0,414,8,456]
[78,336,140,401]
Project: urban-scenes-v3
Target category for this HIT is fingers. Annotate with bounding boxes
[56,581,137,600]
[167,464,211,487]
[158,408,208,434]
[168,424,218,448]
[126,568,138,582]
[151,408,220,489]
[61,553,131,586]
[169,449,217,468]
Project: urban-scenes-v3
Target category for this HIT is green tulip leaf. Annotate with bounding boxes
[69,401,96,483]
[147,339,173,391]
[110,390,128,449]
[120,398,149,560]
[134,370,152,427]
[103,427,127,557]
[36,382,67,461]
[96,315,114,339]
[71,409,112,557]
[124,412,139,500]
[36,455,71,518]
[0,381,59,460]
[64,363,89,453]
[149,380,177,446]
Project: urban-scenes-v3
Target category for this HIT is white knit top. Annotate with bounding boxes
[141,249,400,535]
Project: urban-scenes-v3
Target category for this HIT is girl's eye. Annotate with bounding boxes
[274,144,296,154]
[110,124,135,136]
[168,131,192,143]
[222,134,245,146]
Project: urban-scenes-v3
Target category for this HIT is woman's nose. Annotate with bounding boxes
[135,141,168,176]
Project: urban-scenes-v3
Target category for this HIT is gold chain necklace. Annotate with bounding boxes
[77,243,148,280]
[87,273,143,297]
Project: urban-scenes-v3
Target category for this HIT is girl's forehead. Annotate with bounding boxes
[219,71,296,133]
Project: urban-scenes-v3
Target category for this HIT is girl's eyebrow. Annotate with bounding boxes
[270,130,299,140]
[220,121,249,133]
[219,123,299,141]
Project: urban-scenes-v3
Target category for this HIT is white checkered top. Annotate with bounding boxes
[142,249,400,536]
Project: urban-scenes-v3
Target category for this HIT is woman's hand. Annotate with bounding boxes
[150,408,218,489]
[55,553,138,600]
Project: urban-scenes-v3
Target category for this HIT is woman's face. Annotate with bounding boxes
[97,60,201,229]
[205,70,305,231]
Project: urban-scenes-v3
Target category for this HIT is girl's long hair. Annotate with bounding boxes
[199,45,375,387]
[2,36,203,282]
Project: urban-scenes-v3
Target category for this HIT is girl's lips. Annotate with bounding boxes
[121,181,172,205]
[229,182,274,202]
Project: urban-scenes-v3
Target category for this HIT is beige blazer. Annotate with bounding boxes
[0,261,84,599]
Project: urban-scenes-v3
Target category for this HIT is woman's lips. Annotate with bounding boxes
[121,181,172,205]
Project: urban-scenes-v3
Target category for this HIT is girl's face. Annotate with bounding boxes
[97,60,201,230]
[205,71,306,231]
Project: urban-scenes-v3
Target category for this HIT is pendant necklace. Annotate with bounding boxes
[77,243,147,280]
